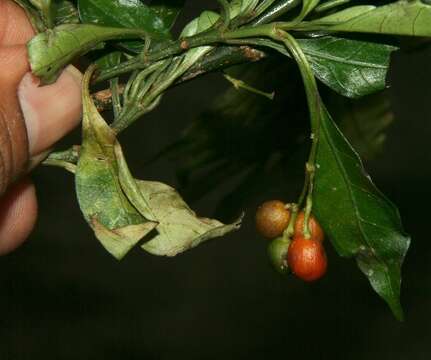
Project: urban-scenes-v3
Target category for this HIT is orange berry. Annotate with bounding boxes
[255,200,291,239]
[287,236,327,282]
[294,211,324,242]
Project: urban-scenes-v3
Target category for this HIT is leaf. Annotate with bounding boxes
[228,0,260,19]
[95,51,124,70]
[53,0,80,25]
[27,24,147,84]
[315,5,376,22]
[151,0,186,29]
[313,104,410,320]
[137,181,243,256]
[29,0,54,27]
[113,142,242,257]
[322,0,431,37]
[243,37,397,98]
[175,11,220,71]
[298,0,321,20]
[78,0,171,51]
[76,66,157,260]
[298,36,398,98]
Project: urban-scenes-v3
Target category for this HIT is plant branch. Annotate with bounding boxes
[272,30,322,239]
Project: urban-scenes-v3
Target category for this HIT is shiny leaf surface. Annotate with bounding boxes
[299,36,397,98]
[313,104,410,320]
[78,0,171,51]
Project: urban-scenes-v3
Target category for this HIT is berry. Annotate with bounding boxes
[267,237,290,275]
[294,211,324,242]
[287,236,327,282]
[256,200,291,239]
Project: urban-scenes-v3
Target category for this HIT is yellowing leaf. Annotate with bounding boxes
[75,66,157,259]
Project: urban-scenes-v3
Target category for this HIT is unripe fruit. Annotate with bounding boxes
[287,236,327,282]
[294,211,324,242]
[256,200,291,239]
[267,237,290,275]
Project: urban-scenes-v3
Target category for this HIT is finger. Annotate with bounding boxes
[0,1,35,46]
[0,45,31,194]
[0,178,37,255]
[18,65,83,156]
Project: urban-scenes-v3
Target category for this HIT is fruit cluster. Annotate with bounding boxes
[255,200,327,281]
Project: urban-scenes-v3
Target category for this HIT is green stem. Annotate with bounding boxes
[272,30,322,240]
[110,78,121,119]
[96,24,276,83]
[223,73,274,100]
[284,203,299,239]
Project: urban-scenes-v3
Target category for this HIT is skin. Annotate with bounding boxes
[255,200,291,239]
[287,236,327,282]
[0,1,82,255]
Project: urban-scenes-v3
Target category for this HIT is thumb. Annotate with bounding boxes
[18,65,82,157]
[0,43,82,195]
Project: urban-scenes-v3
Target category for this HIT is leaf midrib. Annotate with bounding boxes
[303,47,388,69]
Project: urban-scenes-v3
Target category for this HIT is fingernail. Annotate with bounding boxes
[18,66,82,156]
[18,72,40,154]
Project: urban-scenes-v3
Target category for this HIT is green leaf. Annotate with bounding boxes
[313,104,410,320]
[76,66,157,260]
[298,0,320,20]
[319,0,431,37]
[95,51,124,70]
[29,0,54,27]
[315,5,376,22]
[78,0,171,51]
[27,24,147,84]
[243,36,396,98]
[229,0,260,19]
[53,0,79,25]
[177,11,220,69]
[151,0,186,29]
[298,36,398,98]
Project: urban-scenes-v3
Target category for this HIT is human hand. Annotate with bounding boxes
[0,1,82,254]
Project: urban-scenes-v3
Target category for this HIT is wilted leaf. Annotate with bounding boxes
[313,104,410,320]
[114,145,242,257]
[75,66,157,260]
[138,181,243,256]
[28,24,147,84]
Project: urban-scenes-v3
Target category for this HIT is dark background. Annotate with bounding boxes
[1,1,431,359]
